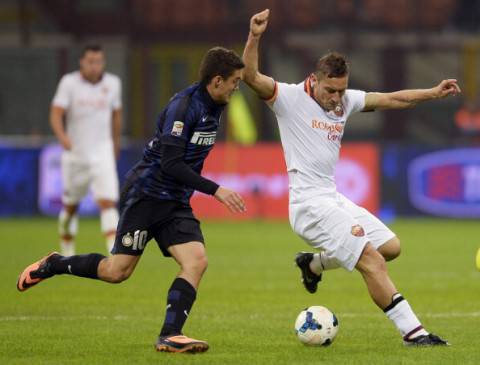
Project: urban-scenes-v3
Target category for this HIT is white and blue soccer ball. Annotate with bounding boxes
[294,305,339,346]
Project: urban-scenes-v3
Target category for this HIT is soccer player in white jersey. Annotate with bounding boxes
[243,9,461,346]
[50,45,122,255]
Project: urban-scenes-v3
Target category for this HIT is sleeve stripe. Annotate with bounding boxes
[261,81,278,103]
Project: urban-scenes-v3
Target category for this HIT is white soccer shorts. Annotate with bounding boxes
[289,192,395,271]
[61,150,119,205]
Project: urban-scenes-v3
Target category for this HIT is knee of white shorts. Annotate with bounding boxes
[100,207,119,233]
[59,209,79,236]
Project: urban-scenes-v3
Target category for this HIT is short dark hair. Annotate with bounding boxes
[199,47,245,84]
[315,52,349,78]
[80,44,103,58]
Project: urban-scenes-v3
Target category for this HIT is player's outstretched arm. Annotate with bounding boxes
[364,79,461,111]
[242,9,276,101]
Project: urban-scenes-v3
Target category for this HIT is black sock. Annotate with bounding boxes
[49,254,105,279]
[160,278,197,337]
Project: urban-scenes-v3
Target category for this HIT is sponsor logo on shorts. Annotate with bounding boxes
[171,121,184,136]
[351,224,365,237]
[190,131,217,146]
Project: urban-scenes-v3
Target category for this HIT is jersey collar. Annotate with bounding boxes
[197,82,225,110]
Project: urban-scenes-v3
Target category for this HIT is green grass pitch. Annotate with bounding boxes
[1,217,479,365]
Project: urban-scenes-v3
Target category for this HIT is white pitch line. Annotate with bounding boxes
[1,312,480,322]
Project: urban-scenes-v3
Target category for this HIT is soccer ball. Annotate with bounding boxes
[294,306,339,346]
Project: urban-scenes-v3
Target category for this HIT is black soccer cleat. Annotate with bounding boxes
[155,335,209,353]
[295,252,322,294]
[17,252,59,292]
[403,333,450,347]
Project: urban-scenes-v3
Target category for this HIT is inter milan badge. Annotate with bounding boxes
[351,225,365,237]
[122,232,134,247]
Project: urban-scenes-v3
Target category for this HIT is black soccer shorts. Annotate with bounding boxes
[111,194,204,257]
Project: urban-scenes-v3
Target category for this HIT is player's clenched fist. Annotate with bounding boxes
[433,79,461,98]
[214,186,246,213]
[250,9,270,37]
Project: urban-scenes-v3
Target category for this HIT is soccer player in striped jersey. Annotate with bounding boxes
[18,47,246,354]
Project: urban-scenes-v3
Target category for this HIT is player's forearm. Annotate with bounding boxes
[242,32,261,84]
[387,88,438,109]
[161,144,219,195]
[49,107,69,143]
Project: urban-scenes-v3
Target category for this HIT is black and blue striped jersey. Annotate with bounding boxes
[125,82,224,204]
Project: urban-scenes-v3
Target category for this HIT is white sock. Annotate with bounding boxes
[105,234,115,254]
[309,252,341,275]
[384,293,429,340]
[59,210,78,256]
[61,240,75,256]
[100,208,118,254]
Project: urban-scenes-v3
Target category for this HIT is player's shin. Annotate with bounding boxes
[384,293,429,340]
[160,278,197,336]
[59,209,78,256]
[100,207,119,252]
[48,253,106,279]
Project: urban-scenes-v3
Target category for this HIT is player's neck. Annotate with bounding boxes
[80,71,103,84]
[204,83,226,105]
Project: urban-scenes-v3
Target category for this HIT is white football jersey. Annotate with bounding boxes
[52,71,122,159]
[269,77,365,203]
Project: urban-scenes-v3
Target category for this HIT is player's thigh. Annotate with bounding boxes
[112,198,181,256]
[111,197,156,256]
[90,155,119,202]
[167,241,207,269]
[291,197,369,272]
[61,152,90,204]
[337,193,395,250]
[153,216,205,259]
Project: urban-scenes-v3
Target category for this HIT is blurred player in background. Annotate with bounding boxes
[18,47,246,354]
[50,44,122,255]
[243,9,461,346]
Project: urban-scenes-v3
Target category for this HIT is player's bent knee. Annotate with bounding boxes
[356,244,387,276]
[182,255,208,276]
[380,236,401,261]
[105,268,132,283]
[98,256,137,283]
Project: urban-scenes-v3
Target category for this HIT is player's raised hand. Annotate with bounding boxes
[214,186,246,213]
[250,9,270,37]
[433,79,461,98]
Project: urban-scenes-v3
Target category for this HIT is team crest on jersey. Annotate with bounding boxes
[122,232,134,247]
[326,104,344,120]
[334,105,344,117]
[171,121,184,136]
[190,131,216,146]
[351,225,365,237]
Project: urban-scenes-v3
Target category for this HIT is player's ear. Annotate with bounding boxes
[310,73,318,87]
[212,75,223,89]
